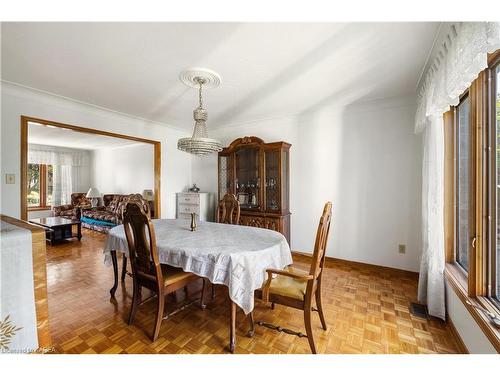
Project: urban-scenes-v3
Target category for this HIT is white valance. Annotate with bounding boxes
[28,144,89,167]
[415,22,500,133]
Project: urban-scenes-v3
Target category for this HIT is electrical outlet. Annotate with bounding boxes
[398,244,406,254]
[5,174,15,184]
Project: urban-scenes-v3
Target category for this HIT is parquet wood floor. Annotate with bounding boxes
[45,229,460,354]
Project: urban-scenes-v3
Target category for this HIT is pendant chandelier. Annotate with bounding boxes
[177,68,223,156]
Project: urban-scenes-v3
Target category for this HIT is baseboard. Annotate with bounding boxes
[446,313,469,354]
[291,250,419,278]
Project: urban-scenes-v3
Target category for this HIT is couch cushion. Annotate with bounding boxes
[107,197,122,213]
[83,209,119,224]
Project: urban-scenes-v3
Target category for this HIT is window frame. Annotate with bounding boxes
[444,50,500,352]
[487,52,500,308]
[27,163,52,211]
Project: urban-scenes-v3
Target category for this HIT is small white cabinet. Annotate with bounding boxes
[176,192,215,221]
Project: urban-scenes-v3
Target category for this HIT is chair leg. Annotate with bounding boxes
[315,280,327,330]
[152,292,165,342]
[304,304,317,354]
[121,255,127,282]
[127,281,140,325]
[211,283,216,300]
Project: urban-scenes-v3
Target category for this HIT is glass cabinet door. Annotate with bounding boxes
[218,154,233,201]
[282,148,289,212]
[235,148,260,209]
[265,149,280,211]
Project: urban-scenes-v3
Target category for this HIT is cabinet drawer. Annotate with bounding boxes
[178,194,200,204]
[177,204,200,215]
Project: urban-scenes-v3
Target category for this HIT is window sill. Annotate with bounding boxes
[445,264,500,352]
[28,207,52,212]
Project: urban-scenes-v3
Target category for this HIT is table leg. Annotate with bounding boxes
[247,311,255,337]
[229,300,236,353]
[77,223,82,241]
[110,250,119,298]
[47,229,53,246]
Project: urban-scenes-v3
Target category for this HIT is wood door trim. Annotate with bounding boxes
[20,116,161,220]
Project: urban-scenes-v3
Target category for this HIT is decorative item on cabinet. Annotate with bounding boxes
[176,192,215,222]
[218,136,291,244]
[188,184,201,193]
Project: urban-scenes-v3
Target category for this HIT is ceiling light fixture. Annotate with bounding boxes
[177,68,223,156]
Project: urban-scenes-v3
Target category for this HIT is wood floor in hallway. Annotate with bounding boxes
[45,229,460,354]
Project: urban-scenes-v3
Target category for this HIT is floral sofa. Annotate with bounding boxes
[53,193,91,220]
[80,193,150,233]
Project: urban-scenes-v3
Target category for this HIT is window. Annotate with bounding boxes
[27,163,53,209]
[492,61,500,305]
[444,51,500,351]
[456,93,471,272]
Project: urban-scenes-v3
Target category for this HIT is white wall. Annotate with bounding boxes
[192,96,423,272]
[1,82,192,219]
[91,143,154,195]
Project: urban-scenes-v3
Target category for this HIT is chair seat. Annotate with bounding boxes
[160,264,195,286]
[264,266,310,300]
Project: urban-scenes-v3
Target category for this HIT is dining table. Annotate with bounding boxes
[102,218,293,352]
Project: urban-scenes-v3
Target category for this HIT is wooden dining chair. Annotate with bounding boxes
[123,202,203,341]
[212,193,241,299]
[255,202,332,354]
[216,193,241,224]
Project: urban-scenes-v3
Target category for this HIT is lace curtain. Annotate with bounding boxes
[28,144,88,167]
[416,22,500,132]
[28,144,90,206]
[415,22,500,319]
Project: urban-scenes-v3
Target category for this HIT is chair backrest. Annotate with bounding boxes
[71,192,91,207]
[308,202,333,278]
[119,194,150,222]
[216,193,241,224]
[123,202,163,289]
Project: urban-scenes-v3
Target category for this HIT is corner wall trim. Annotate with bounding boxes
[446,313,470,354]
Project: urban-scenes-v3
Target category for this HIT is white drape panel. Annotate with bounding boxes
[52,165,72,206]
[415,22,500,319]
[418,116,445,320]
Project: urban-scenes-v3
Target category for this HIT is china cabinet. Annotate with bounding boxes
[218,136,291,244]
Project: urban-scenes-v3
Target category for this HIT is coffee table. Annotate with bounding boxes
[29,217,82,245]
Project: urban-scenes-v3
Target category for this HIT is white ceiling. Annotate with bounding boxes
[28,122,143,150]
[2,22,440,130]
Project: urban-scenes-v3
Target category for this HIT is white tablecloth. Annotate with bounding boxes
[103,219,292,314]
[0,220,38,353]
